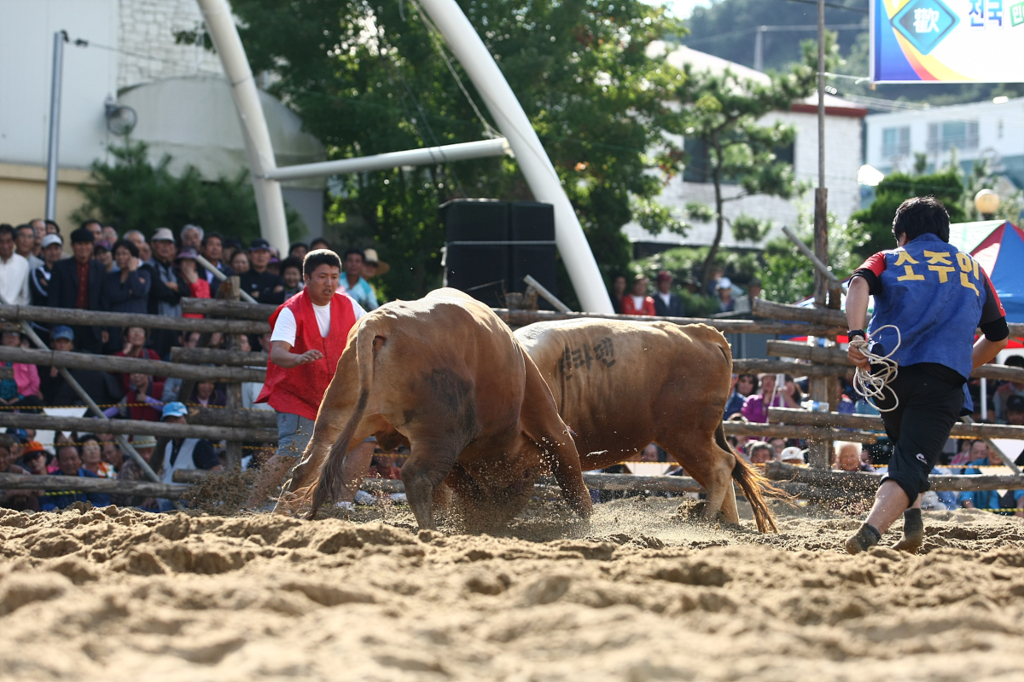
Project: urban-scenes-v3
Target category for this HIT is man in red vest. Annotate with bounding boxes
[247,249,369,508]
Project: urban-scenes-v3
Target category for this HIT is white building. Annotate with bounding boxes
[624,43,866,251]
[864,97,1024,191]
[0,0,326,235]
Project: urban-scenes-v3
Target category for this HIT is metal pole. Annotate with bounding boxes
[754,27,765,72]
[0,298,161,485]
[523,275,572,313]
[45,31,68,221]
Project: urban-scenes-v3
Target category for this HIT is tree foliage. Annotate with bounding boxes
[227,0,687,303]
[72,140,305,243]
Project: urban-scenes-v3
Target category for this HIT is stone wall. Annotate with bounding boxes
[117,0,224,91]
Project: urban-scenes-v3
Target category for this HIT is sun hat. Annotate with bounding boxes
[362,248,390,275]
[151,227,175,242]
[161,402,188,420]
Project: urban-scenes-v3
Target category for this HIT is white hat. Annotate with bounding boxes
[41,234,63,248]
[780,446,805,463]
[716,276,732,290]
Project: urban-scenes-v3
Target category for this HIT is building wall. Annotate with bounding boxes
[865,98,1024,188]
[0,164,93,232]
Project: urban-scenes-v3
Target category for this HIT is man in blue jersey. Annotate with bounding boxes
[844,197,1008,554]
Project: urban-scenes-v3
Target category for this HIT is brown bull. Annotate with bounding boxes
[276,288,592,530]
[515,319,778,532]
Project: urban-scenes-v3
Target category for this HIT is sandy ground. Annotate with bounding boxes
[1,495,1024,682]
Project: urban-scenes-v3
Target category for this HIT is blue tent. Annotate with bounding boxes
[949,220,1024,324]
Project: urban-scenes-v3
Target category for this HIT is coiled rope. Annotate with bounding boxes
[849,325,901,413]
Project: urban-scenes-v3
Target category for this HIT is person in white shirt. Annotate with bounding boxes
[0,224,30,305]
[14,225,43,272]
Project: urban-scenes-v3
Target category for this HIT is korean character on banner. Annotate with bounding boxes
[989,0,1003,25]
[1012,2,1024,26]
[970,0,986,26]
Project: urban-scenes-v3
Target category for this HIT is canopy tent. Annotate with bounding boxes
[949,220,1024,325]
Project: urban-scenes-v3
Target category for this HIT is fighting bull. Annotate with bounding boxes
[516,319,779,532]
[275,288,592,530]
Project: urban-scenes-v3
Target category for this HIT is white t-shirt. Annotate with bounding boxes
[629,295,645,310]
[658,292,671,306]
[270,294,366,345]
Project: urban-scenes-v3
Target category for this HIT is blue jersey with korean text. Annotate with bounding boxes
[859,233,996,381]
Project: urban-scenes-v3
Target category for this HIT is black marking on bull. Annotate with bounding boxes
[424,368,477,439]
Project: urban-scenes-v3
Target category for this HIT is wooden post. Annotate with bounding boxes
[224,276,243,470]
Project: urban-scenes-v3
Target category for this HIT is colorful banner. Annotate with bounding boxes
[871,0,1024,82]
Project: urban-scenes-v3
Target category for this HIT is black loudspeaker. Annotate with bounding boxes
[441,199,556,307]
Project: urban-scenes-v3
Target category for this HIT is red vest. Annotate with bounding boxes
[256,290,357,420]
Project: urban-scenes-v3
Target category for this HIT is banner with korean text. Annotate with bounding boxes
[871,0,1024,82]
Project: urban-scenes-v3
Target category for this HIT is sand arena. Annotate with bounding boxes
[1,495,1023,682]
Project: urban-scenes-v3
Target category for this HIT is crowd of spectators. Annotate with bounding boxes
[608,268,763,317]
[0,217,389,512]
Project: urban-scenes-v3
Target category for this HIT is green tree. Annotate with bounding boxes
[225,0,686,303]
[673,35,822,291]
[848,169,965,261]
[73,140,305,243]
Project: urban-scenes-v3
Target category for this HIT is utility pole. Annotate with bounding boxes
[45,30,68,221]
[754,26,765,71]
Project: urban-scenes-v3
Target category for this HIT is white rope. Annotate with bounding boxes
[850,325,901,413]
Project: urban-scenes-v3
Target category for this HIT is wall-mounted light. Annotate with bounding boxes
[104,95,137,135]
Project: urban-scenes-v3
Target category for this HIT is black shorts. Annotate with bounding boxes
[873,363,964,505]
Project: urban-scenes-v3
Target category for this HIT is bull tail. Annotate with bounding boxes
[715,422,783,533]
[307,321,378,518]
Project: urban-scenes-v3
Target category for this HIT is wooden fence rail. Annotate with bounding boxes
[186,407,277,429]
[180,297,277,320]
[731,358,852,378]
[0,472,189,498]
[767,407,1024,440]
[0,346,264,383]
[722,421,878,443]
[493,308,838,336]
[0,412,277,442]
[170,347,269,368]
[0,304,270,335]
[765,461,1024,492]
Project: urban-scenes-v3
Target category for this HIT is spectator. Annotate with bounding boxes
[231,250,250,275]
[280,257,304,296]
[734,277,762,314]
[608,273,627,314]
[148,228,186,358]
[621,275,655,316]
[198,232,234,287]
[47,227,107,353]
[82,220,103,242]
[220,237,241,266]
[267,256,282,277]
[241,238,285,304]
[111,434,158,509]
[176,248,212,316]
[338,248,378,311]
[724,373,757,419]
[309,237,331,252]
[706,266,725,296]
[992,356,1024,422]
[93,240,114,273]
[14,224,42,271]
[369,454,402,480]
[101,440,123,473]
[958,441,1024,518]
[156,402,223,510]
[1006,394,1024,426]
[746,441,771,464]
[39,443,110,511]
[19,442,50,476]
[0,330,42,411]
[30,234,64,307]
[79,434,115,479]
[289,242,309,261]
[180,224,203,251]
[652,270,685,317]
[44,220,61,236]
[238,333,273,411]
[716,277,735,313]
[29,218,47,257]
[0,224,30,306]
[104,240,150,349]
[951,439,987,469]
[362,247,389,289]
[105,372,164,421]
[41,326,123,406]
[113,327,162,393]
[101,226,119,245]
[741,373,799,423]
[189,379,226,408]
[769,437,787,461]
[0,434,38,511]
[836,377,856,414]
[833,441,873,472]
[124,230,151,266]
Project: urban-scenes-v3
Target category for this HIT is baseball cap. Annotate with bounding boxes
[249,238,271,252]
[21,441,46,455]
[780,446,805,463]
[51,325,74,342]
[1007,395,1024,412]
[161,402,188,420]
[151,227,175,242]
[175,247,199,261]
[716,276,732,290]
[41,234,63,248]
[70,228,94,244]
[656,270,672,282]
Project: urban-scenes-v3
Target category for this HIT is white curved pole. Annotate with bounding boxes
[417,0,613,313]
[197,0,290,255]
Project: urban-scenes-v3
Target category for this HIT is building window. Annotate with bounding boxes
[927,120,979,153]
[683,137,709,183]
[882,126,910,158]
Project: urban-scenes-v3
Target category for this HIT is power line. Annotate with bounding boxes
[782,0,870,14]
